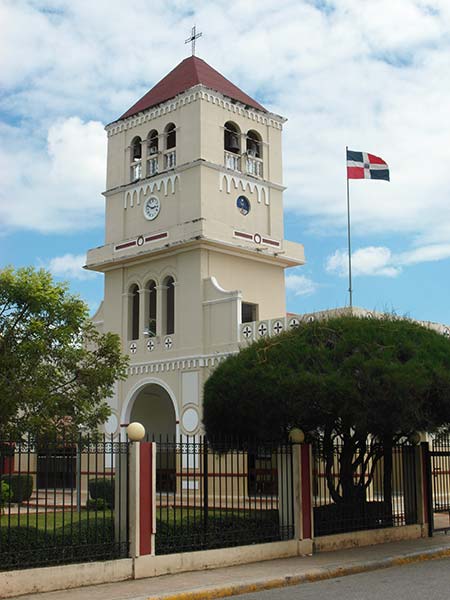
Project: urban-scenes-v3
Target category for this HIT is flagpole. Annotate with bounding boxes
[346,146,353,309]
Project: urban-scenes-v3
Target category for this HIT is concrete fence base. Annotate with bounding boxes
[313,523,427,553]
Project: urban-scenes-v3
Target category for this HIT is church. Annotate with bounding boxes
[85,51,306,439]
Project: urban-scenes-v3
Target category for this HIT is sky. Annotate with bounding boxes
[1,0,450,324]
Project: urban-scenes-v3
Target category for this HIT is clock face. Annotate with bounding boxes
[236,195,250,216]
[143,196,160,221]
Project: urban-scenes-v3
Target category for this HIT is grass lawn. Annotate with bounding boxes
[0,509,112,530]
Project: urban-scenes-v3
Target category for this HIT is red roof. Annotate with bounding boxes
[118,56,267,121]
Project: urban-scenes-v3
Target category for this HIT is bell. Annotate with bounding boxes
[228,134,240,153]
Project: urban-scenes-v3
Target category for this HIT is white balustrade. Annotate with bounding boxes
[164,150,176,170]
[130,161,142,181]
[147,157,159,177]
[224,151,241,171]
[246,156,263,178]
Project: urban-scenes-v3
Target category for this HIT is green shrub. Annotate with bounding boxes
[0,481,12,510]
[1,474,33,503]
[0,518,119,570]
[86,497,107,511]
[88,477,114,508]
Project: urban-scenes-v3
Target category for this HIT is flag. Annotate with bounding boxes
[347,150,390,181]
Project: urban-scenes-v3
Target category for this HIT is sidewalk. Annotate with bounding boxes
[10,535,450,600]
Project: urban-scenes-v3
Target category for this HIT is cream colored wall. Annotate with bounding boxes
[106,101,202,192]
[199,98,283,186]
[203,249,286,321]
[92,84,302,439]
[200,166,284,243]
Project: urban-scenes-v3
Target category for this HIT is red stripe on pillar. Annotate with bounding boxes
[301,444,312,539]
[139,442,153,555]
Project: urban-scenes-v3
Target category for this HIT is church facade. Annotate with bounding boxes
[85,56,304,439]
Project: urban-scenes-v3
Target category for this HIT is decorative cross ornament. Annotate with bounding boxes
[242,324,252,339]
[129,342,137,354]
[258,322,268,336]
[289,317,300,329]
[164,336,173,350]
[185,25,202,56]
[272,320,284,335]
[147,339,155,352]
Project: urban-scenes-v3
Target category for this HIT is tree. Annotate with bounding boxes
[0,266,128,437]
[204,315,450,514]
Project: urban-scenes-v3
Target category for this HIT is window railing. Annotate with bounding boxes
[130,161,142,181]
[164,150,176,170]
[246,156,263,178]
[224,151,241,171]
[147,157,159,177]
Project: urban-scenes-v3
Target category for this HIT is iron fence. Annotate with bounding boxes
[426,436,450,534]
[152,436,295,555]
[312,439,418,536]
[0,434,129,571]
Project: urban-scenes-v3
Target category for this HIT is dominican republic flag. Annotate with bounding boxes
[347,150,390,181]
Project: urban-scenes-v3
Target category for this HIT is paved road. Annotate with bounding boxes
[230,557,450,600]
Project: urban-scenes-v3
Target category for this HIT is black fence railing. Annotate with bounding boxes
[427,436,450,533]
[0,435,129,571]
[152,437,295,555]
[313,439,418,537]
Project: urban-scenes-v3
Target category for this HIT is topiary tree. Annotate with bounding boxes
[204,315,450,512]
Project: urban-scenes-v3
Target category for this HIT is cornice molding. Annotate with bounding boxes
[126,350,238,376]
[104,159,285,198]
[106,85,285,138]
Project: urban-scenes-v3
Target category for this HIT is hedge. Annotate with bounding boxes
[1,475,33,503]
[88,477,114,508]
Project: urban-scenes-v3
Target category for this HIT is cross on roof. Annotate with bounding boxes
[185,25,202,56]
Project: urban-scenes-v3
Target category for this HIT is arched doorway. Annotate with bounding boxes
[129,383,177,493]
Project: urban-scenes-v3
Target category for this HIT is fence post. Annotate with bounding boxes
[135,441,156,556]
[114,438,130,553]
[292,443,302,540]
[128,442,140,557]
[203,437,209,535]
[421,441,433,537]
[300,443,313,540]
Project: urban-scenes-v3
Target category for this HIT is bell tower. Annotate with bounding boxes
[86,56,305,437]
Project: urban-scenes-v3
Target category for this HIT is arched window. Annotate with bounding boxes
[224,122,241,154]
[164,276,175,335]
[246,130,262,158]
[165,123,176,149]
[129,284,140,340]
[130,137,142,181]
[147,280,157,337]
[164,123,176,169]
[246,130,263,177]
[224,122,241,171]
[147,130,159,176]
[147,130,159,154]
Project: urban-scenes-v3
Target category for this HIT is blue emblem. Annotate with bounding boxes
[236,195,250,216]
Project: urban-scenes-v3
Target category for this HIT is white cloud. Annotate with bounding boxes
[0,117,106,233]
[326,242,450,278]
[47,253,96,280]
[285,273,318,296]
[326,247,400,278]
[0,0,450,251]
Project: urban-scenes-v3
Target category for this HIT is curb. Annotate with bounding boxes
[144,546,450,600]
